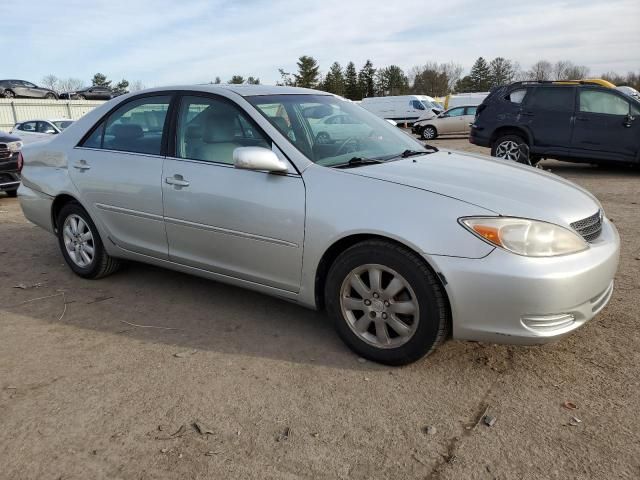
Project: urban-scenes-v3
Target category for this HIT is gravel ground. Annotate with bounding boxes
[1,137,639,479]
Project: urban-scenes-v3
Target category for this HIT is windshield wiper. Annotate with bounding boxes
[333,157,386,169]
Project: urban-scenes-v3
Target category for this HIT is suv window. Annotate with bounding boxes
[80,96,170,154]
[528,87,575,112]
[506,89,527,104]
[579,90,630,115]
[175,95,270,165]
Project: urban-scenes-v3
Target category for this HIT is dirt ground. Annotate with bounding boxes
[1,137,639,480]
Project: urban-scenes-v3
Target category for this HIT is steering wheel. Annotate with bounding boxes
[335,136,359,156]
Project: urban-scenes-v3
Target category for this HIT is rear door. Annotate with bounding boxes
[162,93,305,292]
[463,106,477,133]
[69,94,172,258]
[520,86,575,155]
[571,88,640,162]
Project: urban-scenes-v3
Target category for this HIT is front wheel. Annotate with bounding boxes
[45,93,56,100]
[57,202,121,279]
[422,126,437,140]
[491,134,527,162]
[3,90,15,98]
[325,240,450,365]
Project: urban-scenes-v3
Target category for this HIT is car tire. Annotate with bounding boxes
[491,134,527,162]
[422,126,437,140]
[325,240,450,366]
[45,93,56,100]
[5,189,18,198]
[56,202,121,279]
[78,95,86,100]
[3,90,15,98]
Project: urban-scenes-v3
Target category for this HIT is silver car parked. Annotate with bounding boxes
[18,85,620,365]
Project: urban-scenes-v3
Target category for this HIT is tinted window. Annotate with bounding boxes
[175,95,270,165]
[19,121,37,132]
[579,90,630,115]
[87,96,170,154]
[528,87,574,112]
[507,89,527,104]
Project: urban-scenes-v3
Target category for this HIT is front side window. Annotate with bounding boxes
[248,94,430,167]
[37,121,56,133]
[80,96,170,154]
[446,107,465,117]
[411,100,426,110]
[175,95,270,165]
[579,90,630,115]
[465,106,478,116]
[528,87,575,112]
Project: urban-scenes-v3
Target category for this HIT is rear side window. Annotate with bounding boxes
[527,87,575,112]
[506,89,528,104]
[80,96,171,155]
[579,90,630,115]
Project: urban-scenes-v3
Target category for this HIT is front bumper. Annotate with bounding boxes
[429,218,620,344]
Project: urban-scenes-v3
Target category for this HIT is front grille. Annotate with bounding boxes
[571,210,603,242]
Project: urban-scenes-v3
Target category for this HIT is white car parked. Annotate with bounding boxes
[10,119,74,145]
[311,113,373,144]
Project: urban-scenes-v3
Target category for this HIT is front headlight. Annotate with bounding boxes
[7,141,23,152]
[460,217,588,257]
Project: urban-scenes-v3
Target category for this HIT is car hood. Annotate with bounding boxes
[347,150,601,226]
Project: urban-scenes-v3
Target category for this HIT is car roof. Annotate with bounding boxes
[140,84,331,97]
[17,118,73,123]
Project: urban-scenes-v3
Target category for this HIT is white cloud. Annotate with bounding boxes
[3,0,639,86]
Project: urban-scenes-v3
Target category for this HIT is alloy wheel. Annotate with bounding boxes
[495,140,522,161]
[422,127,435,140]
[62,214,95,268]
[339,264,420,349]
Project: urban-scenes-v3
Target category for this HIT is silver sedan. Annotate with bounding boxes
[17,85,620,365]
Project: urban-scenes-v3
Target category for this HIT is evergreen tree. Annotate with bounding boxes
[213,76,221,84]
[246,76,260,85]
[294,55,320,88]
[276,69,295,86]
[112,79,129,96]
[344,61,359,100]
[358,60,376,98]
[91,73,112,88]
[322,62,345,95]
[228,75,245,84]
[489,57,516,87]
[469,57,492,91]
[376,65,409,96]
[454,75,475,93]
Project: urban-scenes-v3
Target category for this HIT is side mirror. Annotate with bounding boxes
[233,147,288,173]
[45,129,57,134]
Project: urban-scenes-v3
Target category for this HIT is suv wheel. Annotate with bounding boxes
[492,134,527,161]
[422,126,437,140]
[57,202,121,279]
[325,240,449,365]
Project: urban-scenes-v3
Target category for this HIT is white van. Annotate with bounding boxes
[443,92,489,109]
[360,95,443,124]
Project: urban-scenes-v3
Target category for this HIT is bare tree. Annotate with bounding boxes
[57,78,85,93]
[552,60,572,80]
[41,75,59,92]
[527,60,553,81]
[129,80,146,92]
[564,64,590,80]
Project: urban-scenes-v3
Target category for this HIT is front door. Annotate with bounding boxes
[571,88,640,162]
[69,95,172,258]
[162,94,305,292]
[520,86,575,155]
[438,107,468,134]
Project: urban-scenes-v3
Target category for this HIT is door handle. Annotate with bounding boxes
[73,160,90,170]
[165,175,190,187]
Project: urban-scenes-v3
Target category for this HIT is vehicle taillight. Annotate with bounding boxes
[17,152,24,172]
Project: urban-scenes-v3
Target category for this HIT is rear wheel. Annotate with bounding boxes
[491,134,527,161]
[325,240,449,365]
[56,202,121,279]
[77,94,86,100]
[422,126,437,140]
[3,90,15,98]
[45,93,56,100]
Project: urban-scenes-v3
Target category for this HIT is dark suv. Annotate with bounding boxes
[0,80,58,99]
[470,81,640,165]
[0,132,22,197]
[59,86,113,100]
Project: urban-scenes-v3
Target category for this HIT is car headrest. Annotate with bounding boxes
[203,113,237,143]
[272,116,290,134]
[185,125,202,139]
[112,124,143,140]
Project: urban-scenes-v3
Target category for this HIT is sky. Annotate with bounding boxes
[3,0,639,88]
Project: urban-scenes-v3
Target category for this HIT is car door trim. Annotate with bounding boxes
[163,215,299,248]
[95,203,164,221]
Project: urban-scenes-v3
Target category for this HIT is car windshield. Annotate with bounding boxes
[246,94,430,167]
[52,120,73,130]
